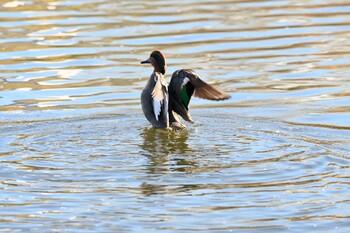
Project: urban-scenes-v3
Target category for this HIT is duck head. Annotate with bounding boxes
[141,50,166,75]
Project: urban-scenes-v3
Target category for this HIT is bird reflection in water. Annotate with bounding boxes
[139,128,196,195]
[140,127,190,156]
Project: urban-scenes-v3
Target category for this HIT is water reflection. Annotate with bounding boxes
[140,127,190,156]
[139,128,194,195]
[140,128,193,172]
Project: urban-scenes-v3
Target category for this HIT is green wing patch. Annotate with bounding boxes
[181,85,190,109]
[180,82,195,110]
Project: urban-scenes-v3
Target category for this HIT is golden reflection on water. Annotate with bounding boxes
[1,0,350,232]
[141,128,190,155]
[0,0,349,127]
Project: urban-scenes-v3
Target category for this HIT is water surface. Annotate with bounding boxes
[1,0,350,232]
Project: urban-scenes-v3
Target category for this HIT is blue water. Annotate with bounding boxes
[1,0,350,232]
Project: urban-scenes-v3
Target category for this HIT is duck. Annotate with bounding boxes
[140,50,230,130]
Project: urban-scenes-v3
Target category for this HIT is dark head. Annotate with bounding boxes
[141,50,166,75]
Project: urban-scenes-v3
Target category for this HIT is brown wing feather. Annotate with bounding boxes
[169,69,230,123]
[184,70,230,101]
[193,81,231,100]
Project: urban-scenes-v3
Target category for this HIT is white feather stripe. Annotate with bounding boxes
[181,77,190,88]
[153,99,162,121]
[164,92,169,127]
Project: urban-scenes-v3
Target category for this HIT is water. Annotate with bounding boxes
[1,0,350,232]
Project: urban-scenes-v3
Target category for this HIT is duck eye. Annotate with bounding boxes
[152,54,165,68]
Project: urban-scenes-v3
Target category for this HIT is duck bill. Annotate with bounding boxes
[141,58,151,64]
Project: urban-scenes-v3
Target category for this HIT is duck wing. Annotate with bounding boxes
[169,69,230,123]
[152,72,169,126]
[168,69,195,123]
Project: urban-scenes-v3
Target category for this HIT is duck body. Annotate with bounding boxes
[141,51,230,130]
[141,72,169,128]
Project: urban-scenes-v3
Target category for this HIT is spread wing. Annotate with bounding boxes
[169,69,230,123]
[168,69,195,123]
[152,73,169,126]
